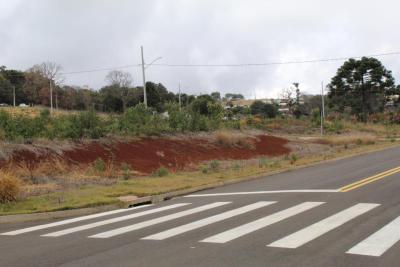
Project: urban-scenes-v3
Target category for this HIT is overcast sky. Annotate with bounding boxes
[1,0,399,98]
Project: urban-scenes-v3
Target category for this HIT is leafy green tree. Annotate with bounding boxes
[328,57,397,121]
[190,95,215,115]
[211,91,221,101]
[250,101,278,118]
[224,93,244,100]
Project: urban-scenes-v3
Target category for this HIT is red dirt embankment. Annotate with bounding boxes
[1,135,290,174]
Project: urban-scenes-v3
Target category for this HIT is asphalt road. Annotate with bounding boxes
[2,146,400,267]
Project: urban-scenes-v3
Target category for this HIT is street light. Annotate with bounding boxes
[140,46,162,107]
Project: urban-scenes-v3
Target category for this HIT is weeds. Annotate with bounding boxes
[258,157,269,168]
[214,131,255,149]
[0,171,20,203]
[152,167,169,177]
[209,160,220,172]
[93,158,106,172]
[290,154,299,165]
[121,163,131,180]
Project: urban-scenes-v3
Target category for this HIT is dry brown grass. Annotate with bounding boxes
[316,133,378,146]
[0,171,21,203]
[214,131,256,149]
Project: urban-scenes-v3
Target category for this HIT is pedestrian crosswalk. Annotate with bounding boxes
[1,200,400,258]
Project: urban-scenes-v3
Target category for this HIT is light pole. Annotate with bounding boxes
[50,79,53,112]
[321,81,325,135]
[140,46,162,107]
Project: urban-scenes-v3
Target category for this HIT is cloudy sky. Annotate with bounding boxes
[1,0,399,98]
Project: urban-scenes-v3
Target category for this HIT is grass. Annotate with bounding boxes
[316,133,378,146]
[214,130,255,148]
[0,139,398,215]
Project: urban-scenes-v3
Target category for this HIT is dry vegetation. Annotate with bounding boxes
[213,130,256,149]
[0,171,21,203]
[316,133,378,146]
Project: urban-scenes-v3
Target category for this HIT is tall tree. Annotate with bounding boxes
[328,57,396,121]
[30,62,64,109]
[105,70,133,111]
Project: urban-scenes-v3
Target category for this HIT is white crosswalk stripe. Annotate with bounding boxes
[4,200,397,259]
[1,205,152,236]
[90,202,231,238]
[142,201,275,240]
[41,203,190,237]
[347,216,400,257]
[268,203,380,249]
[200,202,324,244]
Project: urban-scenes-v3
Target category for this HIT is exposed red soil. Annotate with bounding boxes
[0,135,290,174]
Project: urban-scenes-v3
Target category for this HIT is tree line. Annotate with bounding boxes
[1,57,400,122]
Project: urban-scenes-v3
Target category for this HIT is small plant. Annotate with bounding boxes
[201,166,209,174]
[121,162,131,180]
[209,160,220,172]
[93,158,106,172]
[0,172,20,203]
[231,162,241,172]
[152,167,169,177]
[270,160,281,168]
[356,138,363,145]
[290,154,299,165]
[258,157,269,168]
[391,138,396,143]
[344,143,348,149]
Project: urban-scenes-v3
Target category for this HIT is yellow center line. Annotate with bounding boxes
[339,166,400,192]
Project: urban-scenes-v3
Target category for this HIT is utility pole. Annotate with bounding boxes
[12,85,15,107]
[321,81,325,135]
[55,90,58,110]
[141,46,147,107]
[178,82,181,111]
[50,79,53,112]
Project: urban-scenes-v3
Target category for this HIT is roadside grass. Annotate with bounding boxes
[0,139,398,215]
[316,133,378,146]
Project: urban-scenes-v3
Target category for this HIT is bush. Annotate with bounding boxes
[121,163,131,180]
[152,167,169,177]
[290,154,299,165]
[93,158,106,172]
[0,172,20,203]
[117,104,169,136]
[258,157,269,168]
[214,131,254,149]
[209,160,220,172]
[166,103,191,131]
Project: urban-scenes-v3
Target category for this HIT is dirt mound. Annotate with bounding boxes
[0,135,290,174]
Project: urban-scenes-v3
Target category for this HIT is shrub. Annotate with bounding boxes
[214,131,254,149]
[152,167,169,177]
[231,162,241,172]
[166,103,191,131]
[121,162,131,180]
[117,104,169,136]
[290,154,299,165]
[209,160,220,172]
[0,172,20,203]
[93,158,106,172]
[258,157,269,168]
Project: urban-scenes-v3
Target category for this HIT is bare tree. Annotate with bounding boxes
[106,70,132,88]
[280,87,296,107]
[105,70,134,111]
[31,62,64,111]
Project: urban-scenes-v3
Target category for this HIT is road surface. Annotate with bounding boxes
[1,146,400,267]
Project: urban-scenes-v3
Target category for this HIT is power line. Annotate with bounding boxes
[2,51,400,76]
[60,64,141,75]
[151,51,400,67]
